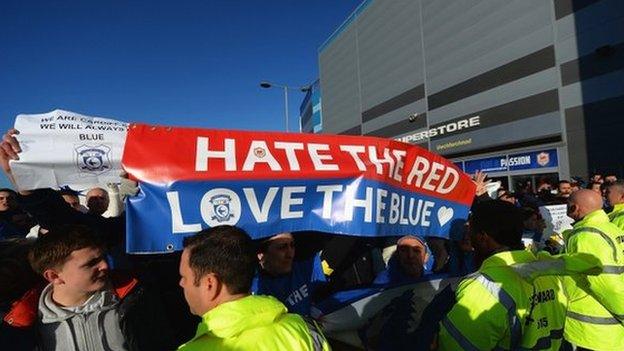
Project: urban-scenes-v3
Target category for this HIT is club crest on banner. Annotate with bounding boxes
[211,195,233,222]
[537,152,550,167]
[203,188,241,226]
[254,147,266,158]
[74,144,112,174]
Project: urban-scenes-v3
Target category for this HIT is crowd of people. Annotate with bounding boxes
[1,127,624,351]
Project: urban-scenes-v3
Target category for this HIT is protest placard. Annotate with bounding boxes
[10,109,128,190]
[539,204,574,235]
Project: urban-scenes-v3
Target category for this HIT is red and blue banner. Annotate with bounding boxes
[122,124,476,253]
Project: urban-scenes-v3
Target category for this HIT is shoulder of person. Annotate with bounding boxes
[110,271,140,300]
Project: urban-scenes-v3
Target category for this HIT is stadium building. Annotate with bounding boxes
[300,0,624,190]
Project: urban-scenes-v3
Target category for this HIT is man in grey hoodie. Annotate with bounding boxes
[28,224,176,351]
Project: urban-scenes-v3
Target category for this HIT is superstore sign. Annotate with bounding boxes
[396,116,480,144]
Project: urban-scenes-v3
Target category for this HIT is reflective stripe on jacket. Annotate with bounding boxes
[563,209,624,350]
[177,295,330,351]
[438,250,567,350]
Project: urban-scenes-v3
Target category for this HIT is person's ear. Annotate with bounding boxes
[257,252,267,269]
[203,273,222,301]
[43,268,63,284]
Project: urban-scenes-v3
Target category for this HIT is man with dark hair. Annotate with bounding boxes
[437,200,568,350]
[587,181,602,194]
[0,188,34,239]
[563,189,624,349]
[252,232,326,316]
[177,225,330,351]
[605,174,618,184]
[520,207,546,251]
[27,224,175,351]
[606,180,624,231]
[558,180,573,198]
[590,173,603,184]
[0,188,17,212]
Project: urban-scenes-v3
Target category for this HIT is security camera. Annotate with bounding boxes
[408,113,418,123]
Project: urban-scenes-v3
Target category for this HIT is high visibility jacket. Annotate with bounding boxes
[609,203,624,231]
[177,295,330,351]
[438,250,567,350]
[563,209,624,350]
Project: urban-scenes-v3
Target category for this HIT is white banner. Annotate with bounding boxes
[11,109,128,190]
[539,204,574,235]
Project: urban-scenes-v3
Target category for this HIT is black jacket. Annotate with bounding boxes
[18,188,125,247]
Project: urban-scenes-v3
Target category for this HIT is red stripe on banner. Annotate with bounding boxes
[122,124,476,205]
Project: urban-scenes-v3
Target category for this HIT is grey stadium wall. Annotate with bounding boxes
[316,0,624,180]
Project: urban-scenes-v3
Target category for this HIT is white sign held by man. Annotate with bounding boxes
[11,109,128,190]
[539,204,574,235]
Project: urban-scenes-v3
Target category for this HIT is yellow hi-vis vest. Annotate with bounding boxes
[177,295,330,351]
[438,250,567,350]
[564,209,624,350]
[609,203,624,231]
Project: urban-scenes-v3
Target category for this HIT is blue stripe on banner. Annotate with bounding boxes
[126,178,470,253]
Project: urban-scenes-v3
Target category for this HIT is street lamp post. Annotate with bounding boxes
[260,81,310,132]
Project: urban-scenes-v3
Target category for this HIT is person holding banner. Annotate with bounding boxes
[373,235,433,285]
[252,232,327,316]
[437,200,568,350]
[0,129,127,264]
[177,225,330,351]
[85,187,110,216]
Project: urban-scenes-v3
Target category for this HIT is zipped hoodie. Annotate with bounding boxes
[38,284,127,351]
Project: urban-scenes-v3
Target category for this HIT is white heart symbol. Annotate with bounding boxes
[437,206,454,226]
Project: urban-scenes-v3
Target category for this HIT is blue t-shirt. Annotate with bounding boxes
[251,254,326,315]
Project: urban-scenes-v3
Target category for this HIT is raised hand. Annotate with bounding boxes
[472,170,491,196]
[0,129,21,174]
[0,129,30,194]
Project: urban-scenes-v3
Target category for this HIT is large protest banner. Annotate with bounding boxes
[122,124,476,253]
[11,110,128,190]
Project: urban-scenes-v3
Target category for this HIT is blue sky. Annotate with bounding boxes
[0,0,362,188]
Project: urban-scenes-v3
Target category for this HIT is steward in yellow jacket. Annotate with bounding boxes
[438,200,599,351]
[178,295,329,351]
[564,189,624,350]
[177,226,330,351]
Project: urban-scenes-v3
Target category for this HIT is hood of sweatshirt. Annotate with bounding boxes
[38,283,119,324]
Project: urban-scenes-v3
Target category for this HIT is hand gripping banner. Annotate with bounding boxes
[122,124,476,253]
